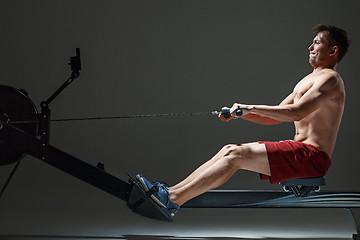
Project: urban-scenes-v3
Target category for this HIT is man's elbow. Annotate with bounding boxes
[261,119,283,125]
[284,107,305,122]
[290,108,308,122]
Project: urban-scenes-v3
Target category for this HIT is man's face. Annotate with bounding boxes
[308,32,333,67]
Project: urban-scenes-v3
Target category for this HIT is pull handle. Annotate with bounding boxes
[220,109,243,118]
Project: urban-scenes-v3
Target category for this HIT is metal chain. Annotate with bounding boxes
[9,111,220,124]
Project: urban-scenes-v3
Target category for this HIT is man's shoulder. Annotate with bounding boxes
[308,69,342,90]
[315,69,345,96]
[317,69,341,80]
[298,70,338,86]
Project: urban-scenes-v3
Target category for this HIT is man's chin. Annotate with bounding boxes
[309,58,317,64]
[308,59,319,69]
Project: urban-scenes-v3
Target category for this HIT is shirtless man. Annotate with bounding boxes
[137,24,351,216]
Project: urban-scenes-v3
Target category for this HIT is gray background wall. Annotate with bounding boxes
[0,0,359,239]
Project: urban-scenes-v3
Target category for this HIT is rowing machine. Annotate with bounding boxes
[0,51,359,238]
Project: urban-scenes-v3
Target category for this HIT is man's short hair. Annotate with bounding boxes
[313,24,351,62]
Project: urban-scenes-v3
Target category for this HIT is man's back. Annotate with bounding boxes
[293,68,346,157]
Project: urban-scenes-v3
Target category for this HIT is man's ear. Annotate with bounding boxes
[330,46,339,57]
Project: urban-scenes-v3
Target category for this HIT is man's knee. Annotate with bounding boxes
[222,144,251,157]
[221,144,252,168]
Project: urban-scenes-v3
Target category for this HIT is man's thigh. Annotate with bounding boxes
[233,142,270,176]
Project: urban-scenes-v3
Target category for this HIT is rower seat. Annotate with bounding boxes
[280,177,326,197]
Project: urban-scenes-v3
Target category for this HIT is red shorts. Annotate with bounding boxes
[258,140,331,184]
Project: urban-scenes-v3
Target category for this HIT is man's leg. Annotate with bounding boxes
[169,142,269,206]
[170,145,237,191]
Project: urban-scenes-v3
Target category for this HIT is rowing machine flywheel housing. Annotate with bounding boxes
[0,85,38,165]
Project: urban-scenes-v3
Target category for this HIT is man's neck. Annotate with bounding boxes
[312,63,337,72]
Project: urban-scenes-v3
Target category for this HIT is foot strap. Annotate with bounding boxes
[145,185,159,198]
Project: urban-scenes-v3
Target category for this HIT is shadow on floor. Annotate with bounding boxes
[0,234,351,240]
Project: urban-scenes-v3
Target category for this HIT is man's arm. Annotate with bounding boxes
[239,92,295,125]
[221,92,294,125]
[233,73,339,122]
[238,114,282,125]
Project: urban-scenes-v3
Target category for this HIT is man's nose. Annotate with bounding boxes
[308,43,314,51]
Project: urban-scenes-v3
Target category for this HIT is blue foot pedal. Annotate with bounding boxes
[127,177,174,222]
